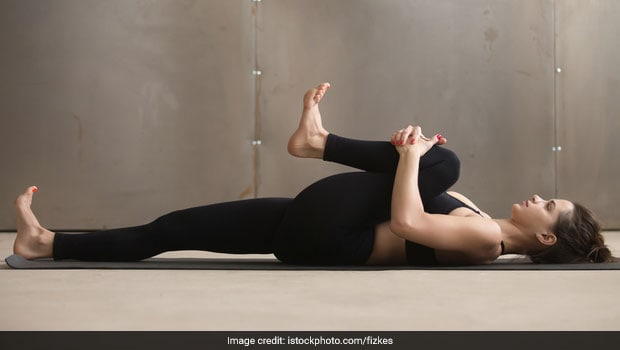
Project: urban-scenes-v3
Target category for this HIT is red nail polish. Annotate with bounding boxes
[32,187,38,193]
[437,134,443,140]
[410,139,415,144]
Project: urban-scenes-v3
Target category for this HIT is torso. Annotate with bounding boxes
[365,191,494,266]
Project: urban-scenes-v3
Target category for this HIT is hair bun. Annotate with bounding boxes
[587,245,613,263]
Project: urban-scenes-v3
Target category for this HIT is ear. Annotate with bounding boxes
[535,231,557,247]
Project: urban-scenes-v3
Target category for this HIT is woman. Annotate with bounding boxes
[13,83,613,265]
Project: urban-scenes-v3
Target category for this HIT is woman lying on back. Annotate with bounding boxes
[13,83,614,265]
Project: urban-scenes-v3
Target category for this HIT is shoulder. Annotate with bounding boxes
[435,216,502,260]
[404,213,501,254]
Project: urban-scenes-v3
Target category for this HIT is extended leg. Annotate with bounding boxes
[53,198,291,261]
[14,186,291,261]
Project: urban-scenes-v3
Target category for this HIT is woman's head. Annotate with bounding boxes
[511,195,574,248]
[523,200,614,263]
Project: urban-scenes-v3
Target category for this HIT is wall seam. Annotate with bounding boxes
[552,0,559,198]
[251,0,262,198]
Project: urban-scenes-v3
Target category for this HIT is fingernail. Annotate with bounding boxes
[410,139,415,144]
[32,186,38,193]
[437,134,443,140]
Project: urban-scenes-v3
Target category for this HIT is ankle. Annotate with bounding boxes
[35,229,55,258]
[303,130,327,159]
[315,131,329,156]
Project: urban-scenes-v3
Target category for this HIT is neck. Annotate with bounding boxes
[493,219,538,255]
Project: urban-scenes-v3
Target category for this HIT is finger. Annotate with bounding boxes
[394,129,405,145]
[412,126,422,138]
[401,125,414,145]
[410,126,422,144]
[392,131,402,145]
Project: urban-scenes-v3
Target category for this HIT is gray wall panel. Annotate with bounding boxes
[556,0,620,228]
[258,0,555,219]
[0,0,255,229]
[2,0,618,230]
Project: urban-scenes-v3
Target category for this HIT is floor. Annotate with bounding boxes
[1,232,619,331]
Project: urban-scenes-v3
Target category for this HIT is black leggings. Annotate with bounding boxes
[53,134,460,265]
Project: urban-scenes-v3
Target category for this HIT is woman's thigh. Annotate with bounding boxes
[273,172,394,265]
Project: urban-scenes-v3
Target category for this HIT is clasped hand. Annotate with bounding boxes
[390,125,444,156]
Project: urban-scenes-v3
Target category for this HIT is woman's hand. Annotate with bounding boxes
[390,125,443,156]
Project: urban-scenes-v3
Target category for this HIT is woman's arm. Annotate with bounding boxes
[390,136,426,231]
[389,126,499,253]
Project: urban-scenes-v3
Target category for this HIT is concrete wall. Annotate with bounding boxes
[0,0,618,229]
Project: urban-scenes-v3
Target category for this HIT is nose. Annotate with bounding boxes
[532,194,543,203]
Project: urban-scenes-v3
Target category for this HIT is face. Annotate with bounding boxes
[511,194,575,234]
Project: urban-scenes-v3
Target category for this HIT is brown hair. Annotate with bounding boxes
[528,203,616,264]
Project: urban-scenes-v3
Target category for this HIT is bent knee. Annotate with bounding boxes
[443,148,461,185]
[432,146,460,186]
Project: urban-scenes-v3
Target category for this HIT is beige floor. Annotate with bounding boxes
[1,232,619,331]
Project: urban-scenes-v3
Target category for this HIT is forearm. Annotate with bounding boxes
[390,149,427,233]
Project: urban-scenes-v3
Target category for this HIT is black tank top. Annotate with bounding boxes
[405,192,484,266]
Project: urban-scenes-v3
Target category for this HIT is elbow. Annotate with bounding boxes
[390,213,429,238]
[389,219,414,238]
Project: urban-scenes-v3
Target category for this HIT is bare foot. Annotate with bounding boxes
[13,186,54,259]
[287,82,331,159]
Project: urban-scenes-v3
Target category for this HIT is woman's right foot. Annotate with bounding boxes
[287,82,331,159]
[13,186,55,259]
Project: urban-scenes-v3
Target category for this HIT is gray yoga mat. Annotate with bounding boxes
[5,254,620,270]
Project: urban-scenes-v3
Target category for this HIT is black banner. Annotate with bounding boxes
[1,331,618,350]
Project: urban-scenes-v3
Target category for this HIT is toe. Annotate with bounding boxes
[16,186,37,207]
[24,186,37,197]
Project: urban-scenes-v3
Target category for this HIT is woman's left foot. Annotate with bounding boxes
[13,186,55,259]
[288,83,331,159]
